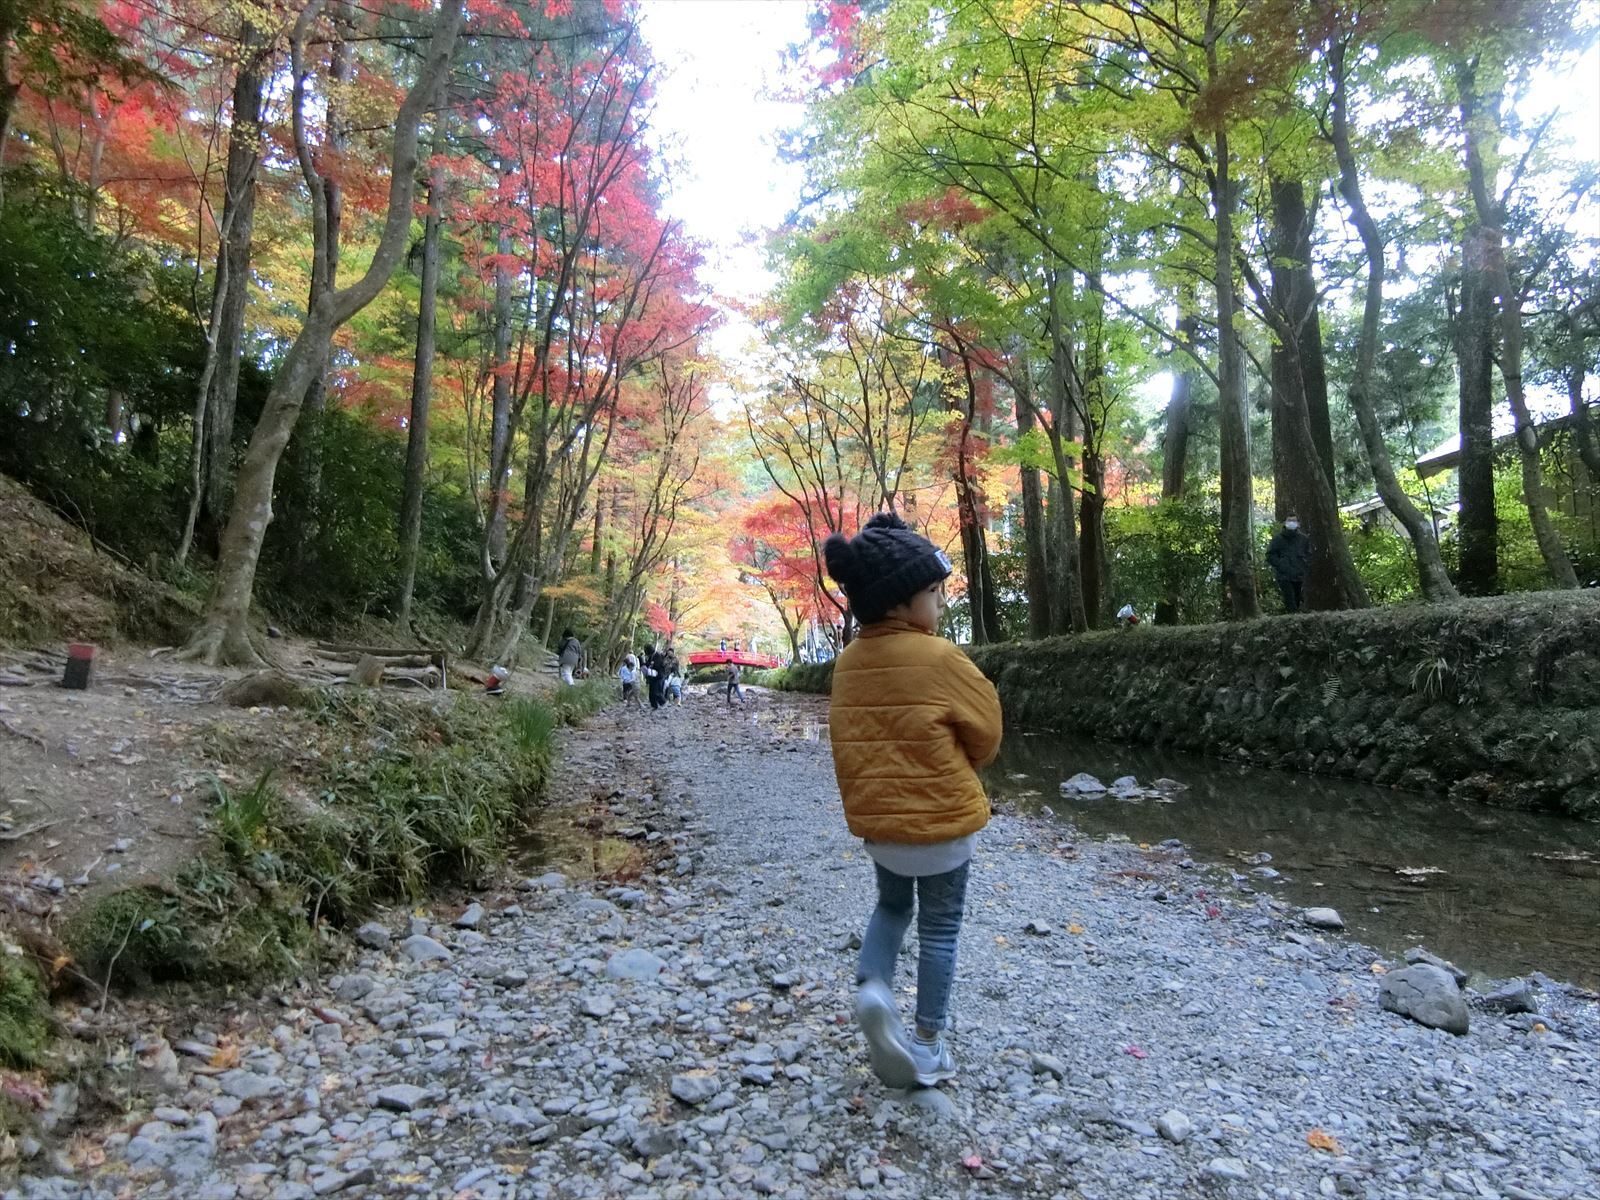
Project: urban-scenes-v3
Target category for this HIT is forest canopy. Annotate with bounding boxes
[1,0,1596,665]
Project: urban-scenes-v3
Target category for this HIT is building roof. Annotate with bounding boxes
[1415,411,1579,479]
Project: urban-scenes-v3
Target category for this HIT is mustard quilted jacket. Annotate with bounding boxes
[829,619,1004,844]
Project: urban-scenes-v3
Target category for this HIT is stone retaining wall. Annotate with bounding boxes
[967,594,1600,819]
[767,595,1600,818]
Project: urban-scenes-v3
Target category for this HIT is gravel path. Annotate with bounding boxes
[17,691,1600,1200]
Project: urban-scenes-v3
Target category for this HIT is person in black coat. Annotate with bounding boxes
[1265,514,1311,613]
[646,645,669,710]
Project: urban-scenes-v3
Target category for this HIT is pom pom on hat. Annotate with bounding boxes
[823,511,951,624]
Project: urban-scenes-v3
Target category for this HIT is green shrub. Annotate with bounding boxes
[0,945,50,1067]
[749,662,834,693]
[68,686,607,988]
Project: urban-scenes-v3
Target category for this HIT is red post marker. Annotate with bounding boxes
[63,643,96,690]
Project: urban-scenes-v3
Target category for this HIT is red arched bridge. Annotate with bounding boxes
[685,649,784,670]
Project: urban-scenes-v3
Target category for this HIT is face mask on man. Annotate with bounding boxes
[1285,520,1300,531]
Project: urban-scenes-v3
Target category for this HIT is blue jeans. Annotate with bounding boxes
[856,860,969,1034]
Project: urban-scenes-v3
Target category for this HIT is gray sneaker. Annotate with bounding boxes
[855,980,918,1089]
[910,1036,957,1085]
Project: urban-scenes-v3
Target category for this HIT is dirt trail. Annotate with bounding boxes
[10,687,1600,1199]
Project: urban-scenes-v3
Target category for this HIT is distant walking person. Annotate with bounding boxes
[646,645,669,710]
[618,655,641,707]
[822,512,1003,1089]
[724,661,743,706]
[557,628,584,686]
[1265,514,1311,613]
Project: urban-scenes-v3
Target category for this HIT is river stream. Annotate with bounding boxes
[986,730,1600,991]
[751,697,1600,990]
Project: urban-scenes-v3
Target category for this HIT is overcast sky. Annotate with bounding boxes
[637,0,812,365]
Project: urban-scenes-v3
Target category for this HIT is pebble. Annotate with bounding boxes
[1302,907,1345,929]
[605,948,667,980]
[1205,1156,1251,1182]
[374,1085,428,1113]
[669,1073,721,1106]
[40,700,1600,1200]
[396,934,451,963]
[1156,1109,1194,1143]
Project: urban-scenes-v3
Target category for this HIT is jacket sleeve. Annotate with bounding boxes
[1265,532,1282,572]
[943,646,1003,769]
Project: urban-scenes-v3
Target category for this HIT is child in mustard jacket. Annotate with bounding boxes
[823,512,1004,1088]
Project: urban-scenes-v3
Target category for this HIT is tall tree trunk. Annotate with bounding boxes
[1265,179,1369,610]
[1012,345,1052,638]
[1454,225,1499,593]
[177,245,231,565]
[1567,347,1600,482]
[1211,131,1261,619]
[1044,268,1088,634]
[194,22,266,552]
[590,485,605,575]
[1156,310,1195,625]
[1485,234,1577,587]
[395,123,446,631]
[180,1,465,665]
[290,18,351,564]
[539,591,557,650]
[1078,266,1108,627]
[1329,33,1457,602]
[955,459,989,644]
[485,229,514,572]
[1458,59,1577,589]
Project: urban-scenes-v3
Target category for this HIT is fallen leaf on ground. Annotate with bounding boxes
[960,1154,985,1171]
[1067,923,1085,935]
[1124,1044,1148,1059]
[1306,1128,1343,1154]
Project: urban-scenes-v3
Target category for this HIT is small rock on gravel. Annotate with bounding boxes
[375,1084,428,1113]
[454,902,485,929]
[669,1073,720,1106]
[353,922,390,951]
[1030,1052,1067,1080]
[607,948,667,980]
[397,934,451,963]
[1156,1109,1195,1143]
[1205,1157,1250,1182]
[1302,907,1345,930]
[1380,963,1470,1035]
[1478,978,1539,1014]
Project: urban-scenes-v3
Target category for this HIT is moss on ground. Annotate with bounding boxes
[0,944,50,1067]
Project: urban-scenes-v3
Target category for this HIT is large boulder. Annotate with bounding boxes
[1380,964,1469,1036]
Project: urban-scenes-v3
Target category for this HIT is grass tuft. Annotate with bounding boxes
[0,942,50,1067]
[66,683,609,989]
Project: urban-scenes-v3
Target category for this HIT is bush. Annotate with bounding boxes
[1104,496,1222,623]
[748,662,834,693]
[68,685,609,988]
[0,944,50,1067]
[259,409,483,627]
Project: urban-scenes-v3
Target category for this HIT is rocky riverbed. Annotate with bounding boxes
[14,692,1600,1200]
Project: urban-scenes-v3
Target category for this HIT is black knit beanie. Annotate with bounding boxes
[822,512,952,625]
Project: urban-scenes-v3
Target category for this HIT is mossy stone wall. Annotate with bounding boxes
[967,594,1600,819]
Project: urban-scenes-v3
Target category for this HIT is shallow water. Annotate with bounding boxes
[983,732,1600,991]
